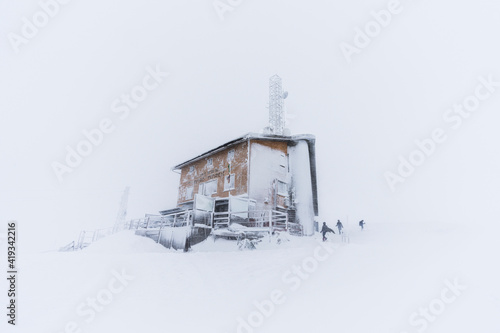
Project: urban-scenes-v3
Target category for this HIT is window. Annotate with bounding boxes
[227,149,235,161]
[277,181,288,196]
[224,174,235,191]
[199,179,218,196]
[189,166,194,174]
[185,186,194,200]
[207,158,213,168]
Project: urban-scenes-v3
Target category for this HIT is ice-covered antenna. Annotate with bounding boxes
[114,186,130,231]
[268,75,287,135]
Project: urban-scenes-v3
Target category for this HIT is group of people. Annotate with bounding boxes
[320,219,366,241]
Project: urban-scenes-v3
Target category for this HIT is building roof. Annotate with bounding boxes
[172,132,319,216]
[172,132,314,170]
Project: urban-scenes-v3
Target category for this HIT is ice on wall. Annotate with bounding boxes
[289,140,315,236]
[136,226,191,251]
[248,142,288,208]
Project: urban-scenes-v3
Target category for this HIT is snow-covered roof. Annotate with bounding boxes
[172,132,314,170]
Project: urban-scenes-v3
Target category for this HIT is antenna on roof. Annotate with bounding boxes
[266,75,289,136]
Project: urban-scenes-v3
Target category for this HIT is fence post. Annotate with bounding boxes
[77,231,83,249]
[285,211,288,231]
[157,224,163,244]
[269,210,273,241]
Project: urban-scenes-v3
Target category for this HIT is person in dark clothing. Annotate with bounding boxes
[320,222,335,241]
[336,220,343,234]
[359,220,365,230]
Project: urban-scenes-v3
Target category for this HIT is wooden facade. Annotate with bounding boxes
[177,141,248,205]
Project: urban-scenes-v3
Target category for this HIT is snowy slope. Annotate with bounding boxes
[7,223,500,333]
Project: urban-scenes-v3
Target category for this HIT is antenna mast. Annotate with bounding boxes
[269,75,286,135]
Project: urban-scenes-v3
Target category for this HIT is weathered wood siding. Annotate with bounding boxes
[177,141,249,205]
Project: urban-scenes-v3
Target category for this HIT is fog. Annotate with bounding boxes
[1,0,499,252]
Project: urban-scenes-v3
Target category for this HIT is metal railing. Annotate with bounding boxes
[212,209,301,234]
[73,227,114,250]
[61,208,303,251]
[59,241,75,252]
[124,210,193,231]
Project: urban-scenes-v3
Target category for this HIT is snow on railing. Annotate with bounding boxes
[73,227,114,250]
[59,241,75,252]
[212,209,302,235]
[61,208,302,252]
[60,226,117,252]
[132,211,194,250]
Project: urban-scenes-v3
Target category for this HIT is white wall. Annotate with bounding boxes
[289,140,315,236]
[248,142,288,210]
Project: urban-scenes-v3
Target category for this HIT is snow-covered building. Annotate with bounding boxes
[62,77,319,252]
[132,75,319,250]
[160,75,319,237]
[171,132,318,236]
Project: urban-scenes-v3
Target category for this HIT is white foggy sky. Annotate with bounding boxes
[1,0,500,251]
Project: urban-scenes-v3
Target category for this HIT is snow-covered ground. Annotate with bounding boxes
[6,221,499,333]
